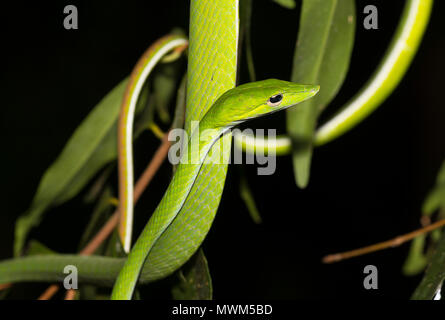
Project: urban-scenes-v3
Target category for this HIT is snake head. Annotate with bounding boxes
[204,79,319,129]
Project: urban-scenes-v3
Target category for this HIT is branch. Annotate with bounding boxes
[322,219,445,264]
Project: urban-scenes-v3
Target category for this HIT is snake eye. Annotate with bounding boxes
[267,94,283,107]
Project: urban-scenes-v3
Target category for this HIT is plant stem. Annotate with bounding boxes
[323,218,445,264]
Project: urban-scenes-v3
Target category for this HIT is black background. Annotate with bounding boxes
[0,0,444,299]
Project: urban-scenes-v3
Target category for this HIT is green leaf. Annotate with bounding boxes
[26,240,57,256]
[171,249,213,300]
[14,79,128,256]
[403,161,445,275]
[153,61,181,124]
[422,161,445,215]
[286,0,355,188]
[78,285,98,300]
[272,0,296,10]
[240,0,256,81]
[172,74,187,131]
[402,235,428,276]
[171,74,188,174]
[239,172,262,224]
[422,186,445,216]
[82,164,115,205]
[78,187,115,250]
[412,232,445,300]
[104,229,126,258]
[134,94,155,137]
[14,75,155,257]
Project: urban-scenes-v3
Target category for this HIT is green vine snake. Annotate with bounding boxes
[0,0,318,299]
[0,0,433,299]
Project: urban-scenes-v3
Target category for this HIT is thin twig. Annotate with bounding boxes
[133,133,171,201]
[37,133,171,300]
[79,213,120,256]
[65,289,76,300]
[322,219,445,264]
[37,285,59,300]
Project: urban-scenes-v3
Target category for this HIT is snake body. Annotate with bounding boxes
[0,79,318,289]
[111,0,241,299]
[0,0,319,297]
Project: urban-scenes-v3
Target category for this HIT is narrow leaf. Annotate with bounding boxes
[272,0,296,10]
[104,229,126,258]
[14,77,153,256]
[171,249,213,300]
[412,232,445,300]
[172,74,187,131]
[422,161,445,215]
[239,172,262,224]
[240,0,256,81]
[134,94,155,137]
[153,61,181,124]
[402,236,428,276]
[403,160,445,275]
[82,164,115,204]
[14,79,128,256]
[287,0,355,188]
[78,285,98,300]
[78,187,115,250]
[26,240,57,256]
[171,74,188,174]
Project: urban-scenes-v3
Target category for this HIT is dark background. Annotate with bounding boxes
[0,0,444,299]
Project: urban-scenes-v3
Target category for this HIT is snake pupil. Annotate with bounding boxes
[267,94,283,106]
[269,94,282,103]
